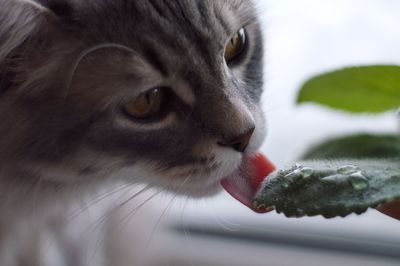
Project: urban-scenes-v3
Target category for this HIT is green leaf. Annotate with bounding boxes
[253,159,400,218]
[252,133,400,218]
[297,65,400,113]
[302,133,400,160]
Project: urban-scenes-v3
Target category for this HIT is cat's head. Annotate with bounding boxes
[0,0,265,196]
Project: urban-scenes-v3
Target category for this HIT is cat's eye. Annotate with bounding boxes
[224,28,246,63]
[124,88,165,119]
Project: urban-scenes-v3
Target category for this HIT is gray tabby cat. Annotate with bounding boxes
[0,0,265,264]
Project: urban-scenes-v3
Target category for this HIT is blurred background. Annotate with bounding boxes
[108,1,400,265]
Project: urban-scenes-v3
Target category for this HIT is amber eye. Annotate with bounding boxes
[224,28,246,63]
[124,88,165,119]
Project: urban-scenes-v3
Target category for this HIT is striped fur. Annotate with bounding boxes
[0,0,264,264]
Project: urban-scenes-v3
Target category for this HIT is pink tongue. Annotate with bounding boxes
[220,153,276,213]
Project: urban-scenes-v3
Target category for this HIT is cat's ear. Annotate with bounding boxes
[0,0,72,93]
[0,0,48,63]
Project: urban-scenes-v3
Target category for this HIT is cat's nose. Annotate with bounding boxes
[218,127,255,153]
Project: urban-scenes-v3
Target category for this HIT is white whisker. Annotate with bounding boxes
[117,189,163,229]
[66,183,133,224]
[84,185,152,235]
[64,43,136,100]
[145,175,190,248]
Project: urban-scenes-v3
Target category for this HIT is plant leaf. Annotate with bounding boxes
[298,65,400,113]
[302,133,400,160]
[253,159,400,218]
[252,133,400,218]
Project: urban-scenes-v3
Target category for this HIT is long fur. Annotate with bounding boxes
[0,0,264,265]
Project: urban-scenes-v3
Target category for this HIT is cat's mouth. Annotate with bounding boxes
[220,153,275,213]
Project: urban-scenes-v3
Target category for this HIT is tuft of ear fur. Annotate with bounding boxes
[0,0,61,92]
[1,1,41,61]
[15,0,53,13]
[35,0,73,18]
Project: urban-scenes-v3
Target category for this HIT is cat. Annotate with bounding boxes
[0,0,265,265]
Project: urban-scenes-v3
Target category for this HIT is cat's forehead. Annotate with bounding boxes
[40,0,262,102]
[139,0,258,31]
[65,0,257,40]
